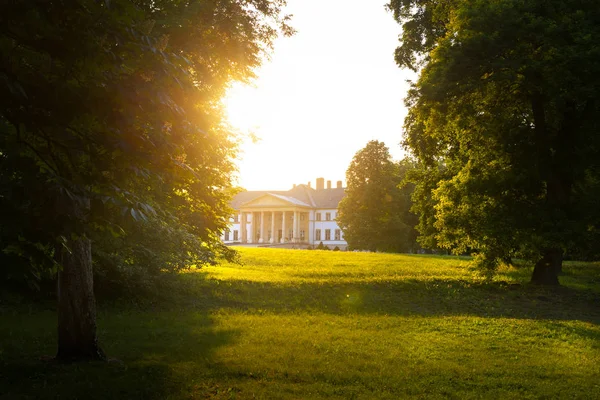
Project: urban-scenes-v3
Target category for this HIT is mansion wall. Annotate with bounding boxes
[222,178,347,249]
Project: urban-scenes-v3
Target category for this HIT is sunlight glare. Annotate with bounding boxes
[223,0,415,191]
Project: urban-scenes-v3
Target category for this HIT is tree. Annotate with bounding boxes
[337,141,416,252]
[397,158,420,253]
[0,0,291,360]
[388,0,600,283]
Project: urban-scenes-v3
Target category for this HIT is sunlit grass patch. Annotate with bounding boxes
[204,247,474,283]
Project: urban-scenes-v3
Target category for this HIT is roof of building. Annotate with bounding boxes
[231,184,346,210]
[268,193,312,207]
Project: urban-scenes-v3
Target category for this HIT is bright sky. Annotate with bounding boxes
[224,0,415,191]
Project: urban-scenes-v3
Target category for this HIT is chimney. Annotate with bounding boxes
[327,180,331,189]
[308,181,311,188]
[337,180,342,189]
[293,184,296,188]
[316,177,325,190]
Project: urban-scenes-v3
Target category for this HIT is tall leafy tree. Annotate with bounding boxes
[397,158,420,253]
[0,0,291,360]
[338,141,416,252]
[388,0,600,283]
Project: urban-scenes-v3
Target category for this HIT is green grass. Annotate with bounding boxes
[1,248,600,399]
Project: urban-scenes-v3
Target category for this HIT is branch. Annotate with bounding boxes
[15,124,60,177]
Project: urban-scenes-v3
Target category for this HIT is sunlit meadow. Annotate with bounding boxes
[1,248,599,399]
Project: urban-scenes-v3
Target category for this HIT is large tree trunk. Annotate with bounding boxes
[55,195,105,361]
[531,248,561,285]
[530,95,575,285]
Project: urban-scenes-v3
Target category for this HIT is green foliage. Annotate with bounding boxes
[92,214,239,296]
[396,158,420,251]
[316,241,328,250]
[389,0,600,279]
[2,247,600,398]
[337,141,418,253]
[0,0,290,288]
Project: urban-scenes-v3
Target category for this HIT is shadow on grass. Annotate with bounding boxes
[0,359,171,400]
[179,271,600,325]
[0,309,238,399]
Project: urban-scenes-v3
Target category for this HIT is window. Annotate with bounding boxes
[325,229,331,240]
[335,229,341,240]
[300,214,305,221]
[300,230,305,240]
[316,213,321,221]
[224,230,230,241]
[325,212,331,221]
[234,214,239,223]
[316,229,321,241]
[233,230,239,241]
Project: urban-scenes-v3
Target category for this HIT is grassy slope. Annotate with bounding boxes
[1,248,599,399]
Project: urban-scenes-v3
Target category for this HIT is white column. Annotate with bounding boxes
[249,212,254,243]
[300,212,305,242]
[293,211,298,242]
[281,211,287,243]
[259,211,265,243]
[240,212,246,243]
[308,210,314,245]
[270,211,276,243]
[297,211,302,242]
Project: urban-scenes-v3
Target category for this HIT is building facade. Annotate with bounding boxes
[222,177,347,249]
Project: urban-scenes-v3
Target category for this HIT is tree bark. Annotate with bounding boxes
[529,94,575,285]
[531,248,561,285]
[56,195,105,361]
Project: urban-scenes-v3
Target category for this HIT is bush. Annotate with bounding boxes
[316,241,328,250]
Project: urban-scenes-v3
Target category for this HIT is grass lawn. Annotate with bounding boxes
[1,247,600,399]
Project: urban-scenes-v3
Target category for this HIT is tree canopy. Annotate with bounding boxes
[337,140,417,253]
[388,0,600,283]
[0,0,292,360]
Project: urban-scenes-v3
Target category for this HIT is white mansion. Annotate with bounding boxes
[222,178,348,249]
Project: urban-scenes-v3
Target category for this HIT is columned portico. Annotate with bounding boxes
[236,193,313,245]
[236,209,311,245]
